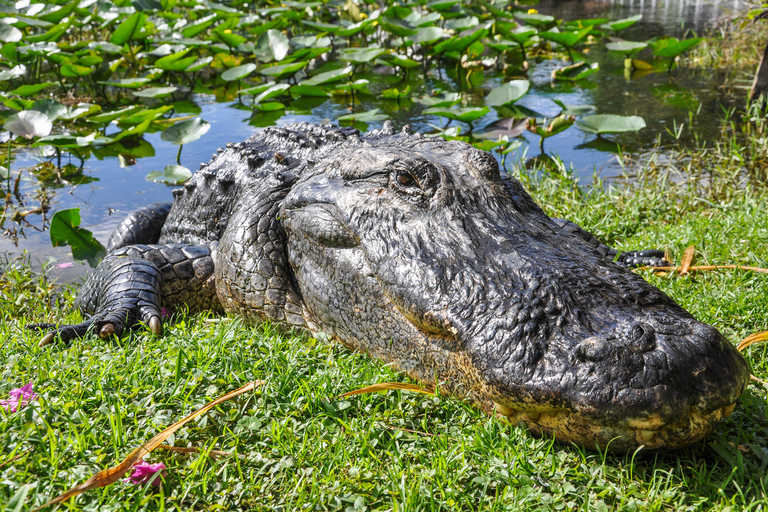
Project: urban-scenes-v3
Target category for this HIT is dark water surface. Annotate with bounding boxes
[0,0,749,282]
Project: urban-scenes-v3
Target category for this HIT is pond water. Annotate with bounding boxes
[0,0,749,283]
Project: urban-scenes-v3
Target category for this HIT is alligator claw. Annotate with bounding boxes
[148,316,162,336]
[99,323,116,339]
[39,332,55,347]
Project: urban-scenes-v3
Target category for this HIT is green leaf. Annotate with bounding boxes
[290,84,329,97]
[576,114,646,134]
[30,99,67,122]
[423,106,490,123]
[253,83,290,103]
[185,56,214,72]
[302,65,353,86]
[254,29,290,62]
[605,41,648,54]
[87,106,142,124]
[381,85,411,99]
[98,77,151,89]
[337,108,388,122]
[380,17,417,37]
[0,24,23,43]
[416,92,460,107]
[434,28,487,54]
[49,208,106,267]
[181,14,216,38]
[339,47,387,64]
[485,80,530,107]
[552,61,599,81]
[111,117,152,142]
[301,20,340,33]
[260,61,307,79]
[133,86,177,98]
[601,14,642,32]
[10,82,55,97]
[110,12,148,45]
[5,484,34,512]
[160,117,211,145]
[513,12,555,27]
[552,99,596,116]
[539,27,591,48]
[61,64,94,77]
[652,37,704,59]
[5,110,52,139]
[252,101,285,112]
[38,1,77,24]
[221,63,257,81]
[528,115,575,138]
[407,26,444,45]
[146,164,192,184]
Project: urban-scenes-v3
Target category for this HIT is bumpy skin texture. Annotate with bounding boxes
[48,122,749,453]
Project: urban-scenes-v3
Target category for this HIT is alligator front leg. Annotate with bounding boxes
[38,244,219,346]
[551,218,670,268]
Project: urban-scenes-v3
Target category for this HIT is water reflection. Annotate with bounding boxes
[0,0,749,282]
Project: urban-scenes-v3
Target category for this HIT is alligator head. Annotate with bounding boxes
[280,123,749,452]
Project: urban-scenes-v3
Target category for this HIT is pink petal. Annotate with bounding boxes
[55,262,74,269]
[1,383,37,413]
[128,461,167,486]
[160,307,171,319]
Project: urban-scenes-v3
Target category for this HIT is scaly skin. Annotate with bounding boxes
[39,122,749,452]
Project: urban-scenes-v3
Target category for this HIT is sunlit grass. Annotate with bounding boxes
[2,134,768,510]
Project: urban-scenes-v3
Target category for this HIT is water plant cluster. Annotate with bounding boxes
[0,0,704,262]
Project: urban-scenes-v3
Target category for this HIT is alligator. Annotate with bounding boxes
[39,122,749,453]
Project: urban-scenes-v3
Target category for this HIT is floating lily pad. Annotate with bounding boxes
[10,82,55,97]
[146,164,193,184]
[222,63,257,81]
[254,29,290,62]
[552,61,599,81]
[339,47,387,64]
[423,106,490,123]
[290,84,329,98]
[133,87,178,98]
[337,108,389,122]
[260,61,307,79]
[605,41,648,54]
[302,65,354,86]
[576,114,646,134]
[98,77,152,89]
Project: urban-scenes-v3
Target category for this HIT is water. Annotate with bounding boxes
[0,0,749,282]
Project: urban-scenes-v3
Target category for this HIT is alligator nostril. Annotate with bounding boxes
[576,336,612,362]
[626,322,656,353]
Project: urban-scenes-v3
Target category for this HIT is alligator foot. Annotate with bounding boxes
[615,250,670,268]
[551,219,670,268]
[37,254,164,346]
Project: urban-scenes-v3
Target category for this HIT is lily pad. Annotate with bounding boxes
[0,24,23,43]
[146,164,192,184]
[652,37,704,59]
[221,63,257,81]
[576,114,646,134]
[485,80,530,107]
[110,12,148,45]
[49,208,106,268]
[98,77,152,89]
[423,106,490,123]
[160,118,211,145]
[539,27,591,49]
[260,61,307,79]
[339,47,387,64]
[601,15,643,32]
[605,41,648,54]
[5,110,52,139]
[133,87,178,98]
[552,61,599,81]
[337,108,389,122]
[10,82,55,97]
[302,65,354,86]
[254,29,290,62]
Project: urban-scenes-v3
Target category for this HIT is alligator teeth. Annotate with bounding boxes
[526,411,541,422]
[722,404,736,417]
[640,430,654,442]
[494,403,515,417]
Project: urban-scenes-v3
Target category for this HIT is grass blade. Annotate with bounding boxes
[340,382,434,397]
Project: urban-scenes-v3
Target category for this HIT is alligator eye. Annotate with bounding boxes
[397,170,418,188]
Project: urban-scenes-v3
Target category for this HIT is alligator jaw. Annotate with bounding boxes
[493,401,739,452]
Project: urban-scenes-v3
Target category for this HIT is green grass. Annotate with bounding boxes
[3,119,768,511]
